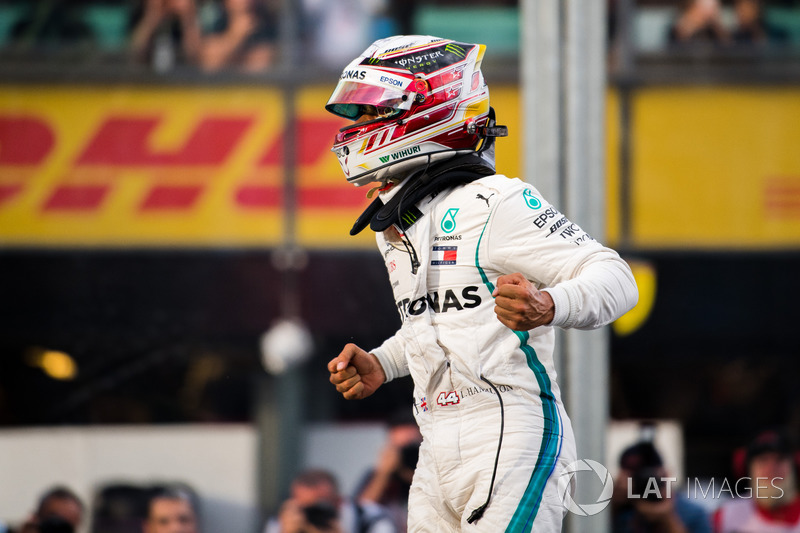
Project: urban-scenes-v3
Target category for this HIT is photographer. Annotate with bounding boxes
[265,469,395,533]
[355,412,422,533]
[713,430,800,533]
[613,441,710,533]
[17,486,84,533]
[143,487,199,533]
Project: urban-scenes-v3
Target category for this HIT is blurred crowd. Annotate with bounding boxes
[0,0,401,73]
[606,0,800,62]
[0,484,201,533]
[2,425,800,533]
[0,0,799,75]
[667,0,792,48]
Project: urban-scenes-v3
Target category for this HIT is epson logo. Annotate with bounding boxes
[533,207,560,229]
[380,76,404,87]
[341,70,367,80]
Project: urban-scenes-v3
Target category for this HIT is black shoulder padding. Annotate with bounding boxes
[350,195,384,236]
[367,153,494,233]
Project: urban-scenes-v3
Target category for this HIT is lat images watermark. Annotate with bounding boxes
[558,459,788,517]
[558,459,615,517]
[630,476,786,501]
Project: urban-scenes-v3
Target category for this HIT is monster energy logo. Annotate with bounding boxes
[445,44,466,57]
[367,57,380,64]
[399,206,423,228]
[379,146,421,164]
[401,210,419,225]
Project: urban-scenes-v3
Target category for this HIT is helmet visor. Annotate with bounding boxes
[325,70,416,120]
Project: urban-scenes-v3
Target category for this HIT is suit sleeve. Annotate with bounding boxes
[484,183,638,330]
[370,326,411,382]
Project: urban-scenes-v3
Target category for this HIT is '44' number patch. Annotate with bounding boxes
[437,391,460,406]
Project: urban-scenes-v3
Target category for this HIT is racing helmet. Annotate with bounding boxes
[325,35,494,187]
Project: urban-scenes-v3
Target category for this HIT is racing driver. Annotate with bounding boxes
[325,35,639,532]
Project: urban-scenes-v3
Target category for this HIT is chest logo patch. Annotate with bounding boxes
[441,208,459,233]
[431,245,457,265]
[523,189,542,210]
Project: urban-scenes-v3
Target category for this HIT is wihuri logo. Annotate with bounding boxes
[379,146,421,164]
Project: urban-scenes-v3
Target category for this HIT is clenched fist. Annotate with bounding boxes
[328,343,386,400]
[492,272,555,331]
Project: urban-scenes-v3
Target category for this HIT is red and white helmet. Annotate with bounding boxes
[325,35,493,187]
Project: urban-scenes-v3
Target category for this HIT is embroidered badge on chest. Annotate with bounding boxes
[431,245,458,266]
[441,208,459,233]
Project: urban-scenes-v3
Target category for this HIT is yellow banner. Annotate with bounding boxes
[628,87,800,249]
[1,84,797,249]
[0,85,519,248]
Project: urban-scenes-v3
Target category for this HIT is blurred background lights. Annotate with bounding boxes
[612,260,657,337]
[259,319,314,375]
[25,347,78,381]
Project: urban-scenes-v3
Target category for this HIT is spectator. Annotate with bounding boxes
[9,1,94,52]
[130,0,203,71]
[732,0,790,46]
[301,0,388,66]
[613,441,711,533]
[90,483,151,533]
[265,469,395,533]
[199,0,278,72]
[668,0,730,47]
[713,430,800,533]
[385,0,417,36]
[355,411,422,532]
[18,485,85,533]
[143,487,200,533]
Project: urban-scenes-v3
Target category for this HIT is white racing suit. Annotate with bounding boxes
[369,175,638,532]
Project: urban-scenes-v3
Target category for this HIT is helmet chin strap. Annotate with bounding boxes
[348,107,507,236]
[349,151,494,236]
[365,178,401,200]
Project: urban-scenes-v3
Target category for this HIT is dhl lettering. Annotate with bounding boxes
[234,185,367,209]
[44,185,109,211]
[0,114,347,168]
[0,116,54,164]
[298,186,367,209]
[0,112,365,218]
[260,118,347,166]
[236,186,283,208]
[0,185,22,206]
[77,116,253,166]
[140,185,203,211]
